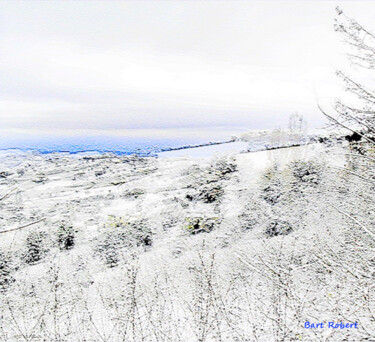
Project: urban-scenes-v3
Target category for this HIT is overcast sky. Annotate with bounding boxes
[1,1,375,144]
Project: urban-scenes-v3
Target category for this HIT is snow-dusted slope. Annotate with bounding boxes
[0,144,373,341]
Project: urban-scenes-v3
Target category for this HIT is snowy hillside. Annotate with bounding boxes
[1,142,374,341]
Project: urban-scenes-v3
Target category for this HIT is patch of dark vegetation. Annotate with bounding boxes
[97,233,121,268]
[184,217,220,235]
[96,217,152,267]
[57,224,76,251]
[348,141,373,155]
[289,160,322,185]
[0,249,14,291]
[23,231,49,264]
[186,184,224,203]
[184,158,237,204]
[265,220,293,237]
[317,137,327,144]
[210,159,237,178]
[199,185,224,203]
[262,184,282,205]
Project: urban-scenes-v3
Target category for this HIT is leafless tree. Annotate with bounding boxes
[321,7,375,145]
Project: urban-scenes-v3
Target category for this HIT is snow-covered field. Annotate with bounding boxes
[0,143,374,341]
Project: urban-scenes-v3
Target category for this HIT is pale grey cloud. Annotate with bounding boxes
[1,0,374,141]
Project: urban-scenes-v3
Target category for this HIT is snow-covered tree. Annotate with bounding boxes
[321,7,375,145]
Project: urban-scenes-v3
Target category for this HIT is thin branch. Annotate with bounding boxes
[318,104,375,145]
[329,203,375,241]
[0,218,46,234]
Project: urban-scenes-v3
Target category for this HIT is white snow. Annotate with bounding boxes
[0,143,373,341]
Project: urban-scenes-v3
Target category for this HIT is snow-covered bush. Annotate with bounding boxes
[262,183,282,205]
[96,217,152,267]
[0,249,13,290]
[184,157,237,188]
[265,220,293,237]
[186,184,224,203]
[57,224,75,250]
[184,217,220,234]
[210,158,237,177]
[183,158,237,204]
[237,197,265,232]
[96,231,121,267]
[288,159,323,185]
[261,164,283,205]
[23,230,49,264]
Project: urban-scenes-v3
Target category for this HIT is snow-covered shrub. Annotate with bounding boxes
[23,230,49,264]
[261,164,282,205]
[57,224,75,250]
[0,249,13,290]
[210,158,237,178]
[262,183,282,205]
[96,232,121,267]
[184,217,220,234]
[186,184,224,203]
[184,157,237,189]
[183,158,237,204]
[96,217,152,267]
[110,217,152,247]
[201,185,224,203]
[265,220,293,237]
[238,212,258,230]
[288,160,323,185]
[238,197,267,232]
